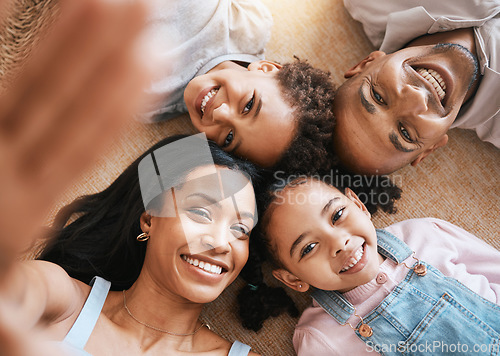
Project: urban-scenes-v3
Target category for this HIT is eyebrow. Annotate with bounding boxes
[322,197,340,216]
[230,195,255,222]
[359,83,376,114]
[289,197,341,258]
[389,132,417,153]
[290,232,308,258]
[252,93,263,120]
[186,193,221,208]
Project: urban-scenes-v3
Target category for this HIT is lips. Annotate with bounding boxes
[200,88,219,115]
[415,67,447,102]
[182,254,227,275]
[340,245,364,273]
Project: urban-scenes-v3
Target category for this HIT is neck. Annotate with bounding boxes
[113,274,205,339]
[406,28,480,102]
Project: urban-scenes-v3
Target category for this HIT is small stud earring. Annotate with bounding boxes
[299,284,302,289]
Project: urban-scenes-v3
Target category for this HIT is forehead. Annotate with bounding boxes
[237,109,296,167]
[181,166,255,204]
[270,180,343,221]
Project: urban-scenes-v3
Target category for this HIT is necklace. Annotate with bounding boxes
[122,290,207,336]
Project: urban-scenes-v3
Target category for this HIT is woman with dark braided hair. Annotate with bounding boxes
[1,134,262,355]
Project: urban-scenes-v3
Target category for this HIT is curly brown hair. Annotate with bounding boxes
[271,59,337,175]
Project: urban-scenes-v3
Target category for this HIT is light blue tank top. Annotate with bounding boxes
[60,277,251,356]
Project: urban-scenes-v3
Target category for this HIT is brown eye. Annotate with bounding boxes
[301,242,317,258]
[231,224,250,239]
[243,95,254,113]
[372,86,385,104]
[222,131,234,148]
[331,207,345,224]
[399,124,413,143]
[187,208,211,222]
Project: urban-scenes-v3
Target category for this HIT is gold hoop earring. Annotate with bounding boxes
[136,232,149,242]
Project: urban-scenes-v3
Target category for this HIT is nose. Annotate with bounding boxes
[212,102,234,125]
[329,231,350,258]
[197,103,234,140]
[199,229,231,255]
[398,84,429,118]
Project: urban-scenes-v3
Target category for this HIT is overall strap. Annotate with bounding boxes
[228,340,252,356]
[375,229,413,263]
[64,277,111,349]
[312,230,413,324]
[310,289,354,325]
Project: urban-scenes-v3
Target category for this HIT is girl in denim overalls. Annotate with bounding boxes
[250,176,500,356]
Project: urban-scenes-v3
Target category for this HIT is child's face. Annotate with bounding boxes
[185,61,296,167]
[268,180,381,293]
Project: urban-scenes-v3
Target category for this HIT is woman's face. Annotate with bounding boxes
[143,165,256,304]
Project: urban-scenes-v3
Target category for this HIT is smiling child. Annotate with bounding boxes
[239,175,500,355]
[141,0,336,171]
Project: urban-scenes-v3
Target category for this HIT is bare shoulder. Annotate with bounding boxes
[195,327,259,355]
[24,260,91,323]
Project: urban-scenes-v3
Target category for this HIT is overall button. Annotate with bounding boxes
[376,272,387,284]
[359,324,373,337]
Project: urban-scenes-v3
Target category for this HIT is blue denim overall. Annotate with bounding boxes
[312,230,500,355]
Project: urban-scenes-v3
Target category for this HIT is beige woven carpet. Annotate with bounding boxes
[2,1,499,355]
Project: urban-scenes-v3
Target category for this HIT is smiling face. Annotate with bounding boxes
[267,180,381,293]
[185,60,297,167]
[333,44,478,174]
[142,165,256,304]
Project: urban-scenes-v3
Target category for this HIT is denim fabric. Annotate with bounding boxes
[312,230,500,355]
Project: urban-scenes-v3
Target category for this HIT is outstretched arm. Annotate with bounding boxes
[0,0,151,354]
[0,0,150,268]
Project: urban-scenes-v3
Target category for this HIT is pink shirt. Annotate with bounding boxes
[293,218,500,355]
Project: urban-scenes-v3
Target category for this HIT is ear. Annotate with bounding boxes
[410,134,448,166]
[139,211,152,233]
[344,51,385,78]
[272,268,309,292]
[344,188,371,218]
[248,60,282,73]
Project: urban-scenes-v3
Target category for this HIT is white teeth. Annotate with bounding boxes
[416,68,446,101]
[182,255,223,275]
[340,246,364,272]
[200,88,219,114]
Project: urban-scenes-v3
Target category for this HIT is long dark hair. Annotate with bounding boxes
[39,135,260,291]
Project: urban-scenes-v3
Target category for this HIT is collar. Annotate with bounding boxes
[311,229,412,325]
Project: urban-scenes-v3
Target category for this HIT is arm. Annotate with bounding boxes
[0,261,85,329]
[0,261,87,356]
[0,0,150,268]
[0,0,150,354]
